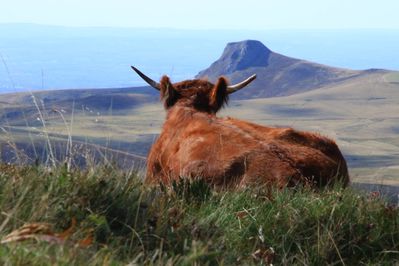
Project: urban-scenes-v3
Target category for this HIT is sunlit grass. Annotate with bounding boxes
[0,164,398,265]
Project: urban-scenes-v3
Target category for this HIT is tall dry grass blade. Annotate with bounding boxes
[328,231,346,266]
[0,186,29,233]
[30,93,56,168]
[0,125,22,164]
[0,52,15,90]
[51,108,73,171]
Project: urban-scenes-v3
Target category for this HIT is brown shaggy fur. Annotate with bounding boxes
[146,76,349,188]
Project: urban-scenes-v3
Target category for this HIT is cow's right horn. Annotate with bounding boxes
[227,74,257,94]
[131,66,161,91]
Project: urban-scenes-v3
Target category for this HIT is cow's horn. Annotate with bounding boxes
[131,66,161,91]
[227,74,257,94]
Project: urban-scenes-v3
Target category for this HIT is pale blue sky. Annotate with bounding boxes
[0,0,398,29]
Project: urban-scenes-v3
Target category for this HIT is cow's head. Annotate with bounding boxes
[131,66,256,113]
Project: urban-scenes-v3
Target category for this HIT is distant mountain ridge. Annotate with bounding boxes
[1,39,395,114]
[196,40,387,99]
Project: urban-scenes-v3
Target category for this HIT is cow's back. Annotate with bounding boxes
[146,112,349,188]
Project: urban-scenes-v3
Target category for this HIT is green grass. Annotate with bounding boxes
[0,163,398,265]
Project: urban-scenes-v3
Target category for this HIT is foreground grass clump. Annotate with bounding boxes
[0,163,398,265]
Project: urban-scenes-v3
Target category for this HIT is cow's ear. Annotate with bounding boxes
[160,76,178,108]
[210,77,228,111]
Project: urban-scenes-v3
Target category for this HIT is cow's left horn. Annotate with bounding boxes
[131,66,161,91]
[227,74,257,94]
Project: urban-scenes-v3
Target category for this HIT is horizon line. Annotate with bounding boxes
[1,22,399,31]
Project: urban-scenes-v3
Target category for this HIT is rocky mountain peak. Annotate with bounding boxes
[197,40,271,77]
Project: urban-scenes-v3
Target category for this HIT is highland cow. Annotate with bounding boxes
[132,66,349,188]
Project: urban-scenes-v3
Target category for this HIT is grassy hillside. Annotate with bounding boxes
[1,70,399,185]
[0,163,398,265]
[0,87,157,167]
